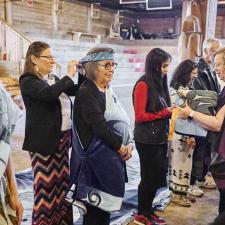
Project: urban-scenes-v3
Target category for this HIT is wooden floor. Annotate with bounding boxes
[128,189,219,225]
[11,117,220,225]
[12,148,220,225]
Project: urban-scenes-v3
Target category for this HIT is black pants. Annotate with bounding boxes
[219,188,225,214]
[191,139,211,184]
[135,142,167,217]
[213,210,225,225]
[83,204,110,225]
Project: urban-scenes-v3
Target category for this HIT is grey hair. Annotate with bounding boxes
[203,37,221,50]
[214,47,225,61]
[84,61,98,81]
[84,47,114,81]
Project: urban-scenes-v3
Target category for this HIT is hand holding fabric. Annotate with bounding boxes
[178,103,192,119]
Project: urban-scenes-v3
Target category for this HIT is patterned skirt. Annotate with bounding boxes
[169,133,194,195]
[29,131,73,225]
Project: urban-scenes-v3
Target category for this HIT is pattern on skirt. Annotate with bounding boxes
[169,134,194,195]
[29,131,73,225]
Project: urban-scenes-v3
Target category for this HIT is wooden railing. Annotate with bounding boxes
[0,18,30,62]
[0,18,61,76]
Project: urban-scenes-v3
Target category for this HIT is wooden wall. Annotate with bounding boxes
[140,17,176,34]
[0,1,4,20]
[0,0,225,38]
[0,0,118,37]
[216,16,225,38]
[12,0,52,34]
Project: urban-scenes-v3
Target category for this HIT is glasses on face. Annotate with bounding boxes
[38,55,56,61]
[98,62,117,70]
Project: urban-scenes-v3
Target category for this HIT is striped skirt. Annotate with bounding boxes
[29,131,73,225]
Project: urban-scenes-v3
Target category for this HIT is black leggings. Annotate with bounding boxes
[83,204,110,225]
[135,142,167,217]
[219,188,225,214]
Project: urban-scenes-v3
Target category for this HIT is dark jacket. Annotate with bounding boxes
[74,79,122,151]
[19,72,78,155]
[192,58,220,93]
[133,75,170,145]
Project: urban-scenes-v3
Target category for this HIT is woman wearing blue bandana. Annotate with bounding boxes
[67,47,132,225]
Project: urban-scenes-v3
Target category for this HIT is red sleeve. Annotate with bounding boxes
[134,81,171,123]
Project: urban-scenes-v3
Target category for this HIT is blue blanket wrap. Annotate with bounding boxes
[66,87,131,212]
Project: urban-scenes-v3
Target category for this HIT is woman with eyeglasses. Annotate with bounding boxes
[19,41,79,225]
[169,60,198,207]
[179,47,225,219]
[133,48,173,225]
[69,47,132,225]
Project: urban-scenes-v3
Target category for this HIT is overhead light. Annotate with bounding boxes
[218,1,225,4]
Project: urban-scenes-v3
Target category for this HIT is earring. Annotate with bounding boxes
[34,64,39,72]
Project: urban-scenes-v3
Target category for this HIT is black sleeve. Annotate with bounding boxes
[64,85,79,96]
[78,73,87,87]
[79,90,122,151]
[192,75,207,90]
[20,75,74,102]
[63,73,87,96]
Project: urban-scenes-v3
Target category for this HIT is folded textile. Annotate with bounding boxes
[175,118,207,137]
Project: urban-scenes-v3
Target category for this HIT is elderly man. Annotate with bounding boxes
[192,37,221,92]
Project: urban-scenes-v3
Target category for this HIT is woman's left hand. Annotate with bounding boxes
[122,143,132,161]
[9,193,24,225]
[67,60,80,77]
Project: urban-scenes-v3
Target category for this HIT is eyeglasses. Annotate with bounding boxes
[98,62,117,70]
[38,55,56,61]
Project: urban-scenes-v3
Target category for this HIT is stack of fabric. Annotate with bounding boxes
[0,77,20,96]
[0,77,23,109]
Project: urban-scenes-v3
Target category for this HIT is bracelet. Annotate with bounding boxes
[189,110,195,118]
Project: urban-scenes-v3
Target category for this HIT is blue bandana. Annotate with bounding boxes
[80,52,114,63]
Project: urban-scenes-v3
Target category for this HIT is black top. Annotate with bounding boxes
[132,75,170,145]
[74,79,122,151]
[20,72,78,155]
[192,58,220,93]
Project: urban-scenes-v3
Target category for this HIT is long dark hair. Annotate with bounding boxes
[170,59,197,90]
[145,48,172,112]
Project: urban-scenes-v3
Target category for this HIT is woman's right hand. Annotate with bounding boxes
[167,105,177,113]
[67,60,80,77]
[186,137,196,149]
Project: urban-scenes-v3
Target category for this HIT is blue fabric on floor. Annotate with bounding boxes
[15,167,171,225]
[122,187,171,211]
[15,168,33,191]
